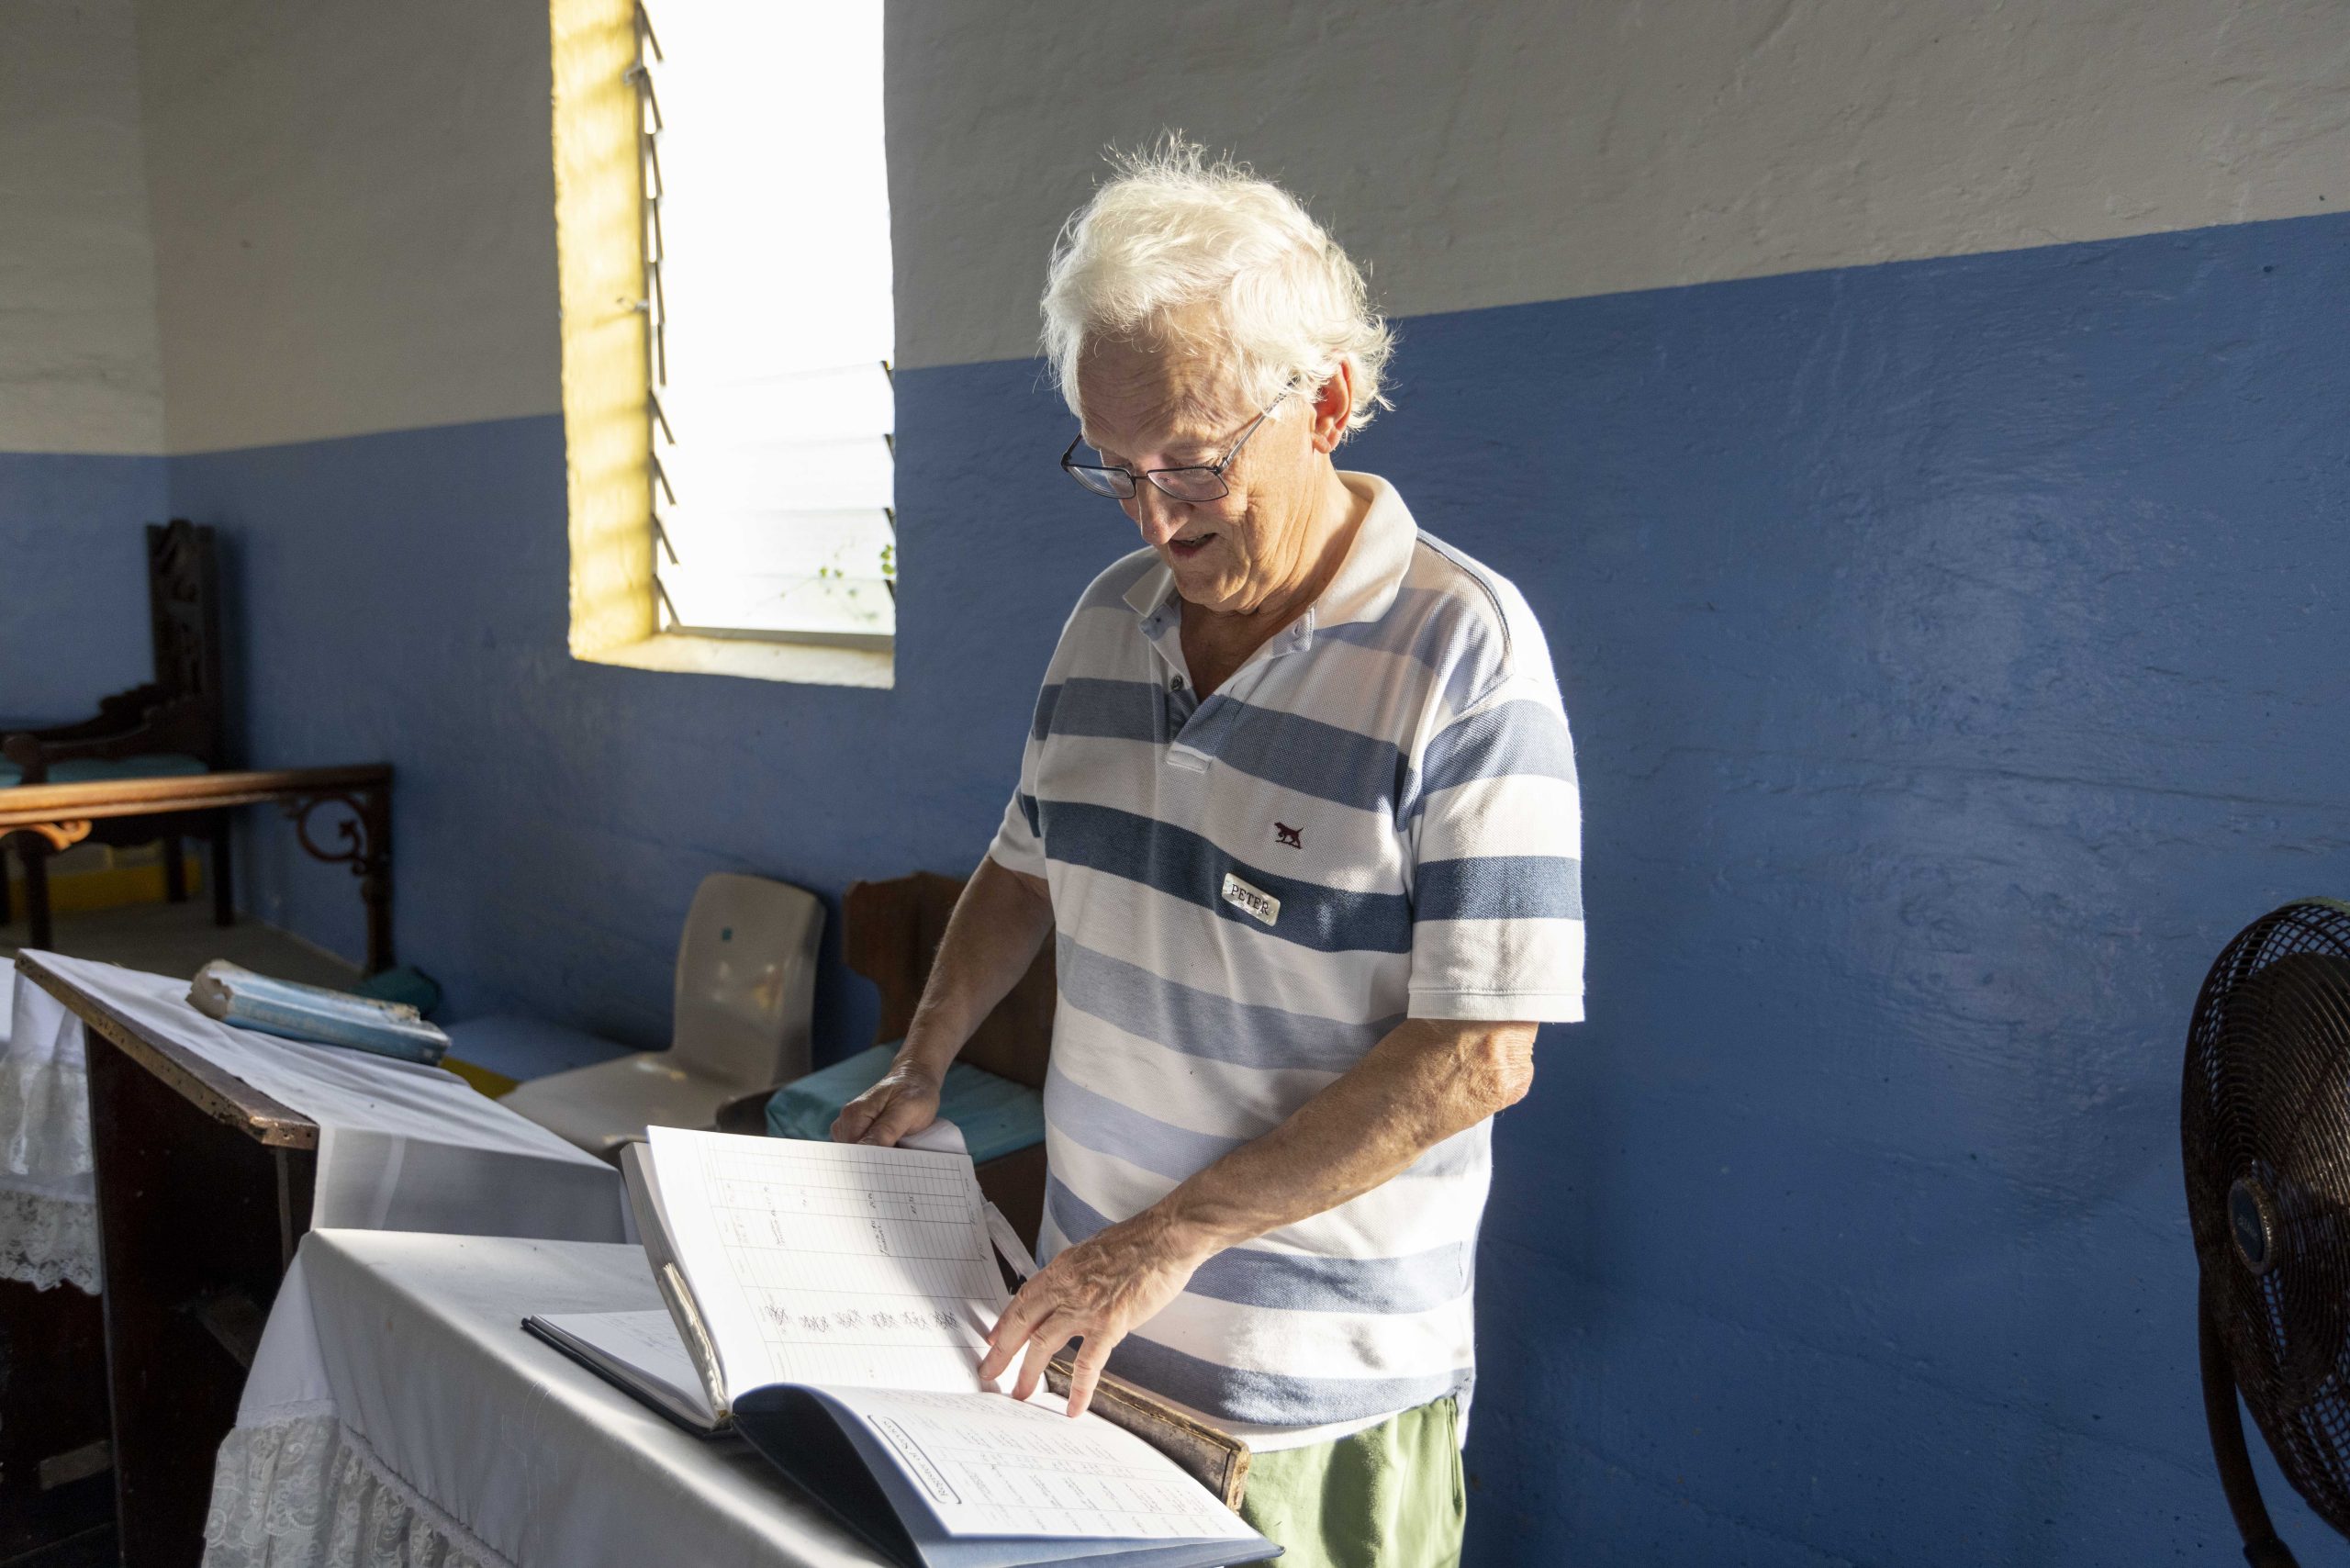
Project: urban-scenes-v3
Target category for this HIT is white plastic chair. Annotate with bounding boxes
[500,873,822,1157]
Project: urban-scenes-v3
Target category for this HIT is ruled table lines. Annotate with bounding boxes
[651,1129,1011,1393]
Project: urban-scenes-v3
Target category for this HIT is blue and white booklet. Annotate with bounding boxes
[532,1127,1277,1568]
[187,959,449,1064]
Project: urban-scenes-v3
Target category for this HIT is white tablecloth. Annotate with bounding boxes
[0,954,628,1298]
[0,962,100,1292]
[207,1229,881,1568]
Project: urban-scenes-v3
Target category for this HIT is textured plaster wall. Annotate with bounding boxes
[129,0,563,454]
[0,0,168,718]
[81,0,2350,452]
[0,453,168,719]
[889,0,2350,369]
[0,0,164,455]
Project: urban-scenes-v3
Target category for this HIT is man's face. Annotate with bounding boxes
[1073,324,1318,617]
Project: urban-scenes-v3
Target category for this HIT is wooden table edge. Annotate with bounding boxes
[14,953,319,1150]
[0,764,391,826]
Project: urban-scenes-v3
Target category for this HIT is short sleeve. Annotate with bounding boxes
[987,782,1046,880]
[1405,677,1585,1023]
[985,685,1051,880]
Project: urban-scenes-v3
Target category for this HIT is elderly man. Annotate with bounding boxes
[834,144,1583,1568]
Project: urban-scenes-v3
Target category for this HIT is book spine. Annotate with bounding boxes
[219,994,449,1063]
[656,1261,731,1426]
[1046,1357,1252,1510]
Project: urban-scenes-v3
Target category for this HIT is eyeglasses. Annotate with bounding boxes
[1059,393,1290,503]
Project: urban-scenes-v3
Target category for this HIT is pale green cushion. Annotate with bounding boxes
[766,1042,1046,1164]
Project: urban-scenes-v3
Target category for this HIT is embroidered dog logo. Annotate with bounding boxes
[1274,822,1304,849]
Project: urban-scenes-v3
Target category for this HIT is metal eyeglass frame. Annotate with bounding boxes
[1059,391,1292,503]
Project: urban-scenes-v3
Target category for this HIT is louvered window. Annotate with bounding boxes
[630,1,894,648]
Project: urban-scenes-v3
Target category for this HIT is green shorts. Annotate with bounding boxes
[1237,1396,1466,1568]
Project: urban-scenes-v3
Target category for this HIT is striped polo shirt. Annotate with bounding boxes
[987,471,1583,1445]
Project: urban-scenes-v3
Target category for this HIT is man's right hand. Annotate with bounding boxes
[830,1058,945,1147]
[830,853,1052,1148]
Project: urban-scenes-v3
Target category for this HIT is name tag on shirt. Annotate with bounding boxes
[1221,872,1281,926]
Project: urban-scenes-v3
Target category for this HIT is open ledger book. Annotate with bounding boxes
[525,1126,1277,1568]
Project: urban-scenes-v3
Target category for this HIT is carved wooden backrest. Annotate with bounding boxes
[146,521,226,761]
[841,871,1055,1091]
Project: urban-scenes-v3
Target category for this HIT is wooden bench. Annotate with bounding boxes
[0,765,397,974]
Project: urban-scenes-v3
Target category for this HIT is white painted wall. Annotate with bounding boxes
[890,0,2350,369]
[129,0,565,454]
[0,0,164,454]
[7,0,2344,452]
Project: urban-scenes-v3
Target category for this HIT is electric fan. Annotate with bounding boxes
[2183,898,2350,1567]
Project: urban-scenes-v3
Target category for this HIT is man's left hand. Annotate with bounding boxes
[979,1209,1209,1417]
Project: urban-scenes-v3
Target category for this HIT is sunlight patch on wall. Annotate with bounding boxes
[550,0,655,663]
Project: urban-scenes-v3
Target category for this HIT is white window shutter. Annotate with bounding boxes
[634,1,894,645]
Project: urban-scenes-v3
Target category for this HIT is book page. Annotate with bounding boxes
[646,1127,1011,1399]
[822,1386,1260,1543]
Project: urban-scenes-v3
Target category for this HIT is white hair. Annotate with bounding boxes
[1040,138,1394,438]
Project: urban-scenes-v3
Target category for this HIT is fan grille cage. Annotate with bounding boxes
[2183,899,2350,1536]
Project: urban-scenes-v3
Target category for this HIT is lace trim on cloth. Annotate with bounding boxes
[0,1189,98,1294]
[204,1412,511,1568]
[0,1025,99,1294]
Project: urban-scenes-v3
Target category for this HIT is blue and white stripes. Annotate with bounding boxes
[988,472,1583,1436]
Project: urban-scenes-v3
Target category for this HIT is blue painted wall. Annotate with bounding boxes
[70,210,2350,1562]
[0,453,170,722]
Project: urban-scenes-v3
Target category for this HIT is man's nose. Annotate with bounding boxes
[1129,485,1191,546]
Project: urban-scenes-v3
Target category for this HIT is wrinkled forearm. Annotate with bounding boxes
[1139,1016,1538,1261]
[898,856,1053,1077]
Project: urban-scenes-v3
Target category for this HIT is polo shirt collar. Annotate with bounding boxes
[1120,470,1418,644]
[1313,471,1417,630]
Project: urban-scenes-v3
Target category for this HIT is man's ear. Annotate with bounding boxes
[1309,363,1356,454]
